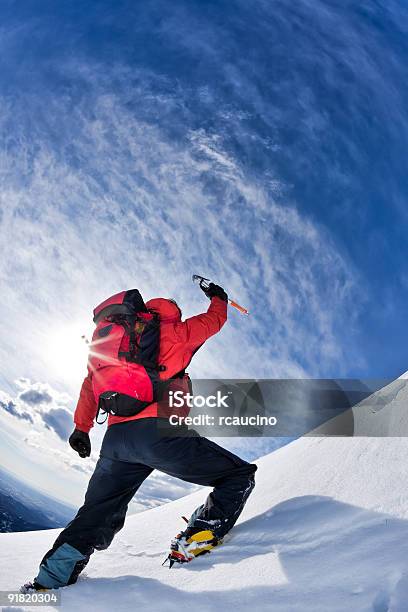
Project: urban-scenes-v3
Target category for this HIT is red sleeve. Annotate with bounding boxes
[181,296,228,349]
[74,372,98,433]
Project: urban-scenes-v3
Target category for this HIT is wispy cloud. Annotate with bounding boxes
[0,61,361,396]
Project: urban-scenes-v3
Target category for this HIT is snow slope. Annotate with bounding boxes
[2,383,408,611]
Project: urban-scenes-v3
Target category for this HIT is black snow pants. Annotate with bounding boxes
[36,419,257,588]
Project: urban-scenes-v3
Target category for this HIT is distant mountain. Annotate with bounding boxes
[0,467,75,532]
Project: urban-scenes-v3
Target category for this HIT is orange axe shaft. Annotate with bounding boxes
[228,299,249,316]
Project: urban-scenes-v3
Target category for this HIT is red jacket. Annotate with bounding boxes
[74,296,227,433]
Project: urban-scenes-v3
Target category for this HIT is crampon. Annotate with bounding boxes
[163,519,222,568]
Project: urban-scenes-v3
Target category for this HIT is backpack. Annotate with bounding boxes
[88,289,164,423]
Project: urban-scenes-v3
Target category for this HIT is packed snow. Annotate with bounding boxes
[1,380,408,611]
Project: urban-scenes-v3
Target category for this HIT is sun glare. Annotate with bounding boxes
[45,324,92,384]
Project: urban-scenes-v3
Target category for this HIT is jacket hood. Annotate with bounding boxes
[146,298,182,322]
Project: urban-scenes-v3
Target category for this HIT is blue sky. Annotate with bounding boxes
[0,0,407,502]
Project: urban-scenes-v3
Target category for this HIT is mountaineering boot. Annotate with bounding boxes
[20,581,48,593]
[164,528,222,567]
[163,509,224,567]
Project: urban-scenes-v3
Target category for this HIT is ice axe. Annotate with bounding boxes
[192,274,250,316]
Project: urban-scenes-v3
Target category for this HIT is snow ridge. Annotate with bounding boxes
[2,381,408,611]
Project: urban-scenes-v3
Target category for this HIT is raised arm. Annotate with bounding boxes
[182,295,228,349]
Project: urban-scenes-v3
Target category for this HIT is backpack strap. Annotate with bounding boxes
[127,315,139,362]
[117,313,161,368]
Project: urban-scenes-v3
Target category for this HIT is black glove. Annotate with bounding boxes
[69,429,91,458]
[202,282,228,302]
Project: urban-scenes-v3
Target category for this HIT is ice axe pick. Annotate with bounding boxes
[192,274,249,316]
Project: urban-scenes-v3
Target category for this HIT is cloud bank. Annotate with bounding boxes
[1,380,72,441]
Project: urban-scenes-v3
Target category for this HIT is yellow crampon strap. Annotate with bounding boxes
[186,530,215,544]
[187,530,221,557]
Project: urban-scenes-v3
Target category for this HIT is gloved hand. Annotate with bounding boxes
[201,282,228,302]
[69,429,91,458]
